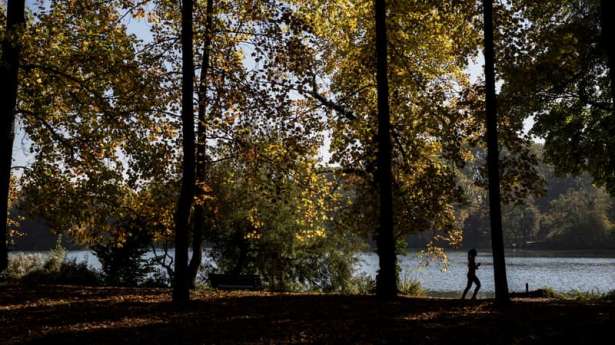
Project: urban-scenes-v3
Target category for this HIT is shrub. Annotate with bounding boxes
[534,287,615,301]
[345,274,376,295]
[21,259,102,286]
[343,273,425,296]
[8,239,101,286]
[139,267,171,288]
[5,253,46,280]
[56,259,102,285]
[602,290,615,301]
[317,253,357,293]
[92,216,154,286]
[398,275,425,296]
[284,252,358,292]
[561,289,607,301]
[43,236,67,272]
[539,287,562,298]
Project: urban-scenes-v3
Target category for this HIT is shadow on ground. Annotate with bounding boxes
[1,285,613,344]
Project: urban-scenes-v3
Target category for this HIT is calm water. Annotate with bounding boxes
[357,251,615,294]
[20,249,615,294]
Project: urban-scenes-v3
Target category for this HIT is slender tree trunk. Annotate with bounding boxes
[0,0,26,274]
[482,0,509,305]
[374,0,397,299]
[173,0,195,306]
[188,0,214,288]
[601,0,615,113]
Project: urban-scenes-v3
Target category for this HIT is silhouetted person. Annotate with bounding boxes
[461,248,481,300]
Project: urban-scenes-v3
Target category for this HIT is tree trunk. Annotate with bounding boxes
[601,0,615,115]
[173,0,195,306]
[374,0,397,299]
[188,0,214,288]
[0,0,26,274]
[482,0,509,305]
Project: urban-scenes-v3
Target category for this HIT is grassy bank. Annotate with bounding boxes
[1,285,614,345]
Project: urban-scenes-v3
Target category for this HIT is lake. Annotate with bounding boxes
[357,250,615,296]
[36,249,615,295]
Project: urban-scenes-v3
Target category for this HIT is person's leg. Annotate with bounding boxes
[461,277,473,299]
[471,276,481,300]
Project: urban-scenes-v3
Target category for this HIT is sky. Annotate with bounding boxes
[10,1,537,170]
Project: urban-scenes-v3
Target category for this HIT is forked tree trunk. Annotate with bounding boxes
[173,0,195,306]
[374,0,397,299]
[482,0,509,305]
[188,0,214,288]
[0,0,26,274]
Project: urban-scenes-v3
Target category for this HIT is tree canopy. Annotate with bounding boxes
[1,0,613,300]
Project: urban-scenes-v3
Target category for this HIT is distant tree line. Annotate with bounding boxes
[461,147,615,250]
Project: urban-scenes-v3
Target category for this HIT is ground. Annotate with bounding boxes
[1,285,613,345]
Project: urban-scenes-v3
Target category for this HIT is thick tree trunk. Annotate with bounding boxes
[601,0,615,114]
[187,0,214,288]
[173,0,195,306]
[0,0,26,274]
[374,0,397,299]
[482,0,509,305]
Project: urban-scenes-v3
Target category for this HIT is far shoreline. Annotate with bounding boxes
[10,247,615,258]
